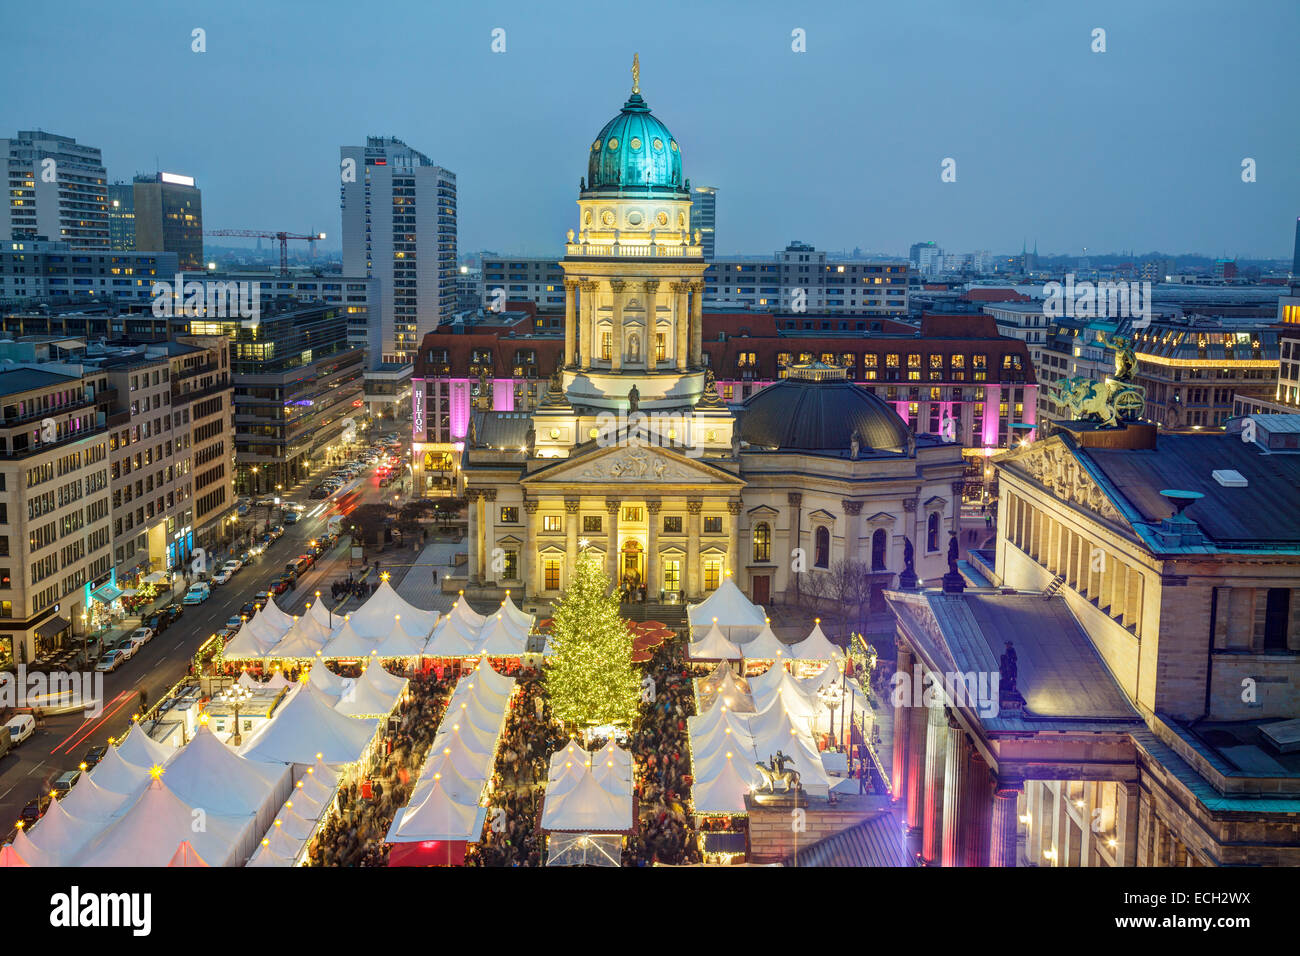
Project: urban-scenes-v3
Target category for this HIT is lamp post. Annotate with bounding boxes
[816,682,844,750]
[219,683,253,746]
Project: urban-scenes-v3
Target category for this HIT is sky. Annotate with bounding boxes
[13,0,1300,259]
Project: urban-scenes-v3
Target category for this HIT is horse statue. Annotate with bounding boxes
[1054,376,1117,427]
[754,751,802,793]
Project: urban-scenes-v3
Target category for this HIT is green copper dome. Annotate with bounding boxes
[586,91,685,196]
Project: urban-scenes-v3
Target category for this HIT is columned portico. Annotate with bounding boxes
[990,776,1022,868]
[689,280,703,366]
[565,497,580,563]
[892,644,914,802]
[524,498,540,594]
[941,711,970,867]
[605,497,621,582]
[563,280,578,366]
[646,499,661,597]
[581,281,599,370]
[726,499,741,576]
[686,498,702,599]
[643,280,660,372]
[673,282,689,372]
[609,281,626,372]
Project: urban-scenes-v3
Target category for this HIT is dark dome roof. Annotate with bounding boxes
[737,375,911,454]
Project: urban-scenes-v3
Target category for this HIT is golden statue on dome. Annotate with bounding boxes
[632,53,640,94]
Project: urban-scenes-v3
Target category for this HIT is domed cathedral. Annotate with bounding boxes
[459,57,965,611]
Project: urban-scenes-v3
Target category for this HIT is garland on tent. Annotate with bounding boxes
[544,546,639,729]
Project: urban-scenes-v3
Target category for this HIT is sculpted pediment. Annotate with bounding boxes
[523,442,743,488]
[1000,439,1126,524]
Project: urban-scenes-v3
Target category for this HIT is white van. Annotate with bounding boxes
[4,713,36,746]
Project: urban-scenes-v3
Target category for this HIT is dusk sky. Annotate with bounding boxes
[15,0,1300,258]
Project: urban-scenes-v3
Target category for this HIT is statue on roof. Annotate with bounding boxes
[627,383,640,414]
[903,537,914,574]
[849,430,861,461]
[999,641,1018,696]
[947,534,959,576]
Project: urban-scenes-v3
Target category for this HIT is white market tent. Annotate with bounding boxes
[687,576,766,638]
[476,613,529,657]
[239,682,379,768]
[346,579,440,642]
[21,798,99,867]
[259,594,298,633]
[739,623,791,661]
[696,662,753,713]
[266,611,333,660]
[223,618,279,660]
[58,771,132,825]
[690,750,762,815]
[498,592,534,634]
[540,768,632,834]
[334,661,409,718]
[387,780,487,844]
[9,830,48,867]
[167,841,210,867]
[0,843,29,867]
[751,669,818,720]
[688,620,745,661]
[112,724,175,772]
[86,740,155,795]
[788,620,845,662]
[424,614,481,657]
[163,724,292,837]
[80,777,255,867]
[319,619,379,660]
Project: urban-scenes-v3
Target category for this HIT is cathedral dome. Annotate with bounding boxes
[737,363,912,455]
[586,83,684,195]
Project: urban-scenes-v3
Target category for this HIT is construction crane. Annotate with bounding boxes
[204,229,327,276]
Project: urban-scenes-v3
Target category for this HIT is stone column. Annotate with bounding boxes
[903,496,919,581]
[646,499,661,599]
[941,712,971,867]
[905,677,928,832]
[609,280,626,371]
[989,775,1023,867]
[892,644,914,802]
[950,480,964,538]
[643,280,660,371]
[580,281,599,370]
[686,498,703,599]
[1117,780,1139,867]
[921,702,949,865]
[787,492,803,600]
[481,488,497,585]
[523,498,539,596]
[467,489,482,585]
[963,753,993,867]
[842,499,863,562]
[606,497,621,584]
[726,499,742,579]
[689,280,704,367]
[563,280,578,367]
[673,282,689,372]
[564,497,580,566]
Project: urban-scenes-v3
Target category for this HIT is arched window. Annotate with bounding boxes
[872,528,887,571]
[927,512,940,552]
[753,522,771,563]
[814,526,830,568]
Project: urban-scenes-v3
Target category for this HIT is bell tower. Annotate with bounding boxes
[560,55,709,414]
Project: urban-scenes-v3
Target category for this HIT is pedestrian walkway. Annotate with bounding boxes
[391,539,458,615]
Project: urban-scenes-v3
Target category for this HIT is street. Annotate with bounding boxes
[0,451,408,839]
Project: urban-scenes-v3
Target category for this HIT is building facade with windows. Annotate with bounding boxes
[0,131,108,249]
[423,67,966,610]
[131,172,204,271]
[0,238,177,306]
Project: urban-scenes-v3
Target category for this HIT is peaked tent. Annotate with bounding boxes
[320,619,381,660]
[691,750,762,815]
[0,843,29,867]
[541,769,632,833]
[163,725,291,832]
[86,741,153,795]
[688,621,745,661]
[239,669,293,691]
[239,683,379,768]
[167,841,210,867]
[497,592,535,635]
[224,619,280,659]
[739,623,790,661]
[267,611,333,660]
[347,580,439,641]
[259,594,298,633]
[476,613,529,657]
[388,780,486,844]
[687,576,767,636]
[80,778,253,867]
[115,724,176,769]
[9,830,48,867]
[22,797,99,867]
[334,661,408,718]
[788,620,845,662]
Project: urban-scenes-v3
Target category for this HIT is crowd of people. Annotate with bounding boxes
[622,643,703,866]
[464,668,563,867]
[306,666,454,867]
[331,576,378,603]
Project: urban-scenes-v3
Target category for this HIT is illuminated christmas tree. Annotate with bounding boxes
[545,545,640,728]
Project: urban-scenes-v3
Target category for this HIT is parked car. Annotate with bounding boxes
[224,558,244,573]
[282,511,300,525]
[211,569,232,585]
[182,584,210,605]
[239,601,258,618]
[270,525,285,538]
[225,615,243,630]
[95,650,124,672]
[81,744,108,770]
[255,496,278,508]
[253,590,270,605]
[236,503,251,516]
[310,486,328,499]
[129,626,154,645]
[52,769,81,797]
[20,795,49,825]
[143,613,164,635]
[4,714,36,746]
[159,603,184,626]
[115,642,137,661]
[270,579,291,596]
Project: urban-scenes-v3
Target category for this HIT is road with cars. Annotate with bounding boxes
[0,434,409,837]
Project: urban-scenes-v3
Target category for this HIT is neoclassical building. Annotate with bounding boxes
[445,62,965,607]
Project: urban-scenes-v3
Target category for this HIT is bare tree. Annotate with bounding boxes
[829,558,872,632]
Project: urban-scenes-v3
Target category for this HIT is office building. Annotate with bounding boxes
[0,238,176,307]
[340,136,457,365]
[132,172,204,270]
[692,185,717,259]
[0,131,108,248]
[108,183,135,251]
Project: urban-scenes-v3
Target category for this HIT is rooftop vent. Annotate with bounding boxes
[1212,469,1248,488]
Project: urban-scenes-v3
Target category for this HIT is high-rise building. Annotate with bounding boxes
[340,136,457,366]
[132,172,204,270]
[0,131,108,247]
[108,182,135,251]
[692,185,717,259]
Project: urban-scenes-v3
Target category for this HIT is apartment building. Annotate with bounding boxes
[0,238,177,306]
[0,131,108,249]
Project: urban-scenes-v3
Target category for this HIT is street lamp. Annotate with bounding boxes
[219,683,253,746]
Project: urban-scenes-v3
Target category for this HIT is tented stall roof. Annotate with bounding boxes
[239,683,379,767]
[334,662,408,718]
[687,577,766,633]
[688,621,744,661]
[80,777,252,867]
[788,620,845,662]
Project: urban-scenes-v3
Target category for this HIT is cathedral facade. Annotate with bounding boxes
[450,62,965,607]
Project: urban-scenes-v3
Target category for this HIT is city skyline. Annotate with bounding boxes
[10,0,1299,259]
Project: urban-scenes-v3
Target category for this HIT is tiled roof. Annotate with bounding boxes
[784,813,911,867]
